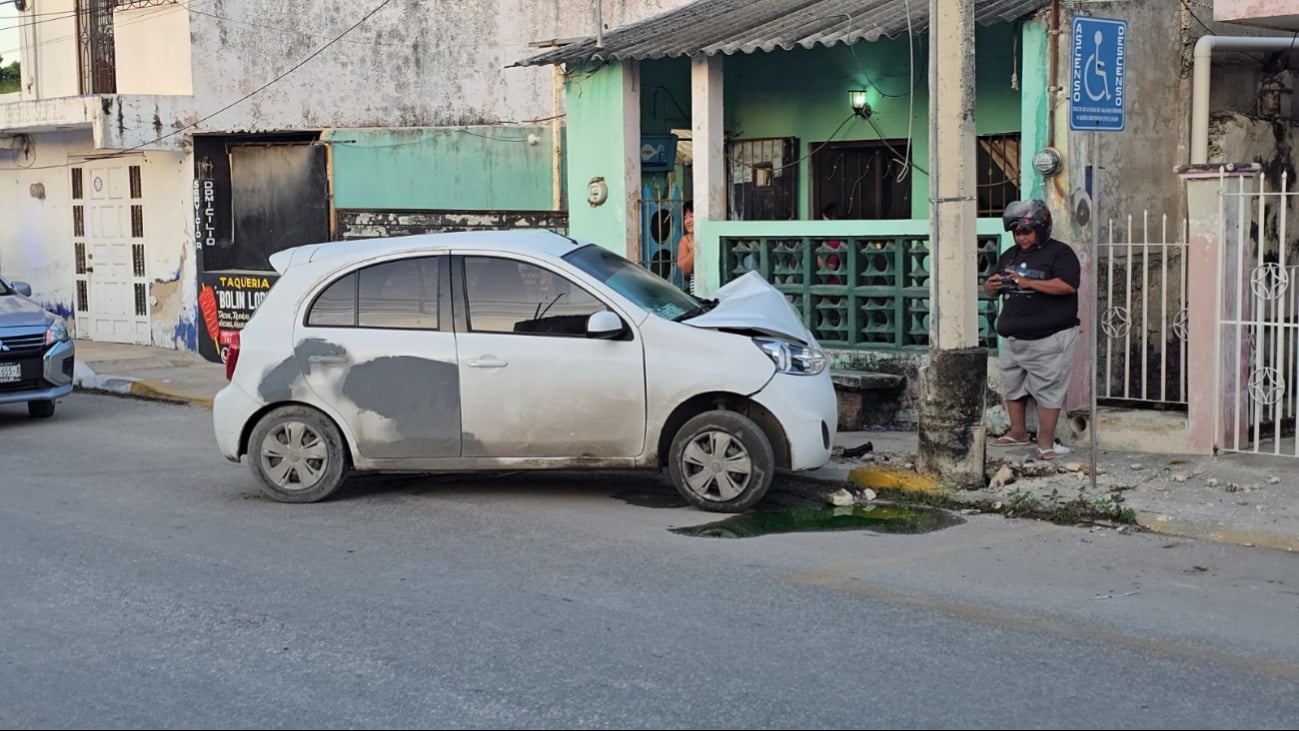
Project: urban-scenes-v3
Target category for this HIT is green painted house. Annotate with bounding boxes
[517,0,1053,354]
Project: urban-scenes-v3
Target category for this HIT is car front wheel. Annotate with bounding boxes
[247,406,350,503]
[668,410,775,513]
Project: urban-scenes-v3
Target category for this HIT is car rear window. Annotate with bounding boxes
[305,257,441,330]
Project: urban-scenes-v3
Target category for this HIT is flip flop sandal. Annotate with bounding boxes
[992,435,1032,447]
[1035,447,1057,461]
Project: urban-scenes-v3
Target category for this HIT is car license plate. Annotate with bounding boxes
[0,363,19,383]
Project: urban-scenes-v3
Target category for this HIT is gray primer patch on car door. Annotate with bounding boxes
[342,356,461,458]
[258,339,347,403]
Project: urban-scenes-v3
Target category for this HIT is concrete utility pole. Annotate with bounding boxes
[917,0,987,488]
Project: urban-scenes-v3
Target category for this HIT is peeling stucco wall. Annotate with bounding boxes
[1213,110,1299,262]
[175,0,689,134]
[141,152,200,350]
[0,130,87,326]
[0,129,192,346]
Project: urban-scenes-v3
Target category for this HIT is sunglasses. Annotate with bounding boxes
[1010,221,1035,235]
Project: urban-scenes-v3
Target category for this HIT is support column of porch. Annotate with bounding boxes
[691,55,724,294]
[562,61,641,257]
[917,0,987,488]
[1181,166,1257,453]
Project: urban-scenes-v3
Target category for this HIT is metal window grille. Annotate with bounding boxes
[75,243,87,274]
[811,141,912,220]
[73,206,84,237]
[129,165,142,198]
[132,243,145,277]
[76,281,88,312]
[71,169,83,200]
[976,134,1021,217]
[134,283,147,316]
[114,0,179,9]
[131,205,144,238]
[78,0,117,94]
[726,138,798,221]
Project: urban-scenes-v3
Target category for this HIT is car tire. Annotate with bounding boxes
[668,410,775,513]
[27,399,54,418]
[247,405,350,503]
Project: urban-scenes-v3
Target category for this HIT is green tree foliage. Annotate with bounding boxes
[0,60,20,94]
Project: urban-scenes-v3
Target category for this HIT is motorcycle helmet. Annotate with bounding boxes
[1002,199,1052,242]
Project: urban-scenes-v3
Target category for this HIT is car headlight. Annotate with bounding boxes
[45,314,69,344]
[754,337,826,376]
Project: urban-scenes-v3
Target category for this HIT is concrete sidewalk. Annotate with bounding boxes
[71,339,1299,553]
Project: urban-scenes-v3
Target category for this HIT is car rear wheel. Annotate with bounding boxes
[668,410,775,513]
[248,406,349,503]
[27,400,54,418]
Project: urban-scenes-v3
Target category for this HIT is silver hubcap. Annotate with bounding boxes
[680,430,753,502]
[259,421,329,491]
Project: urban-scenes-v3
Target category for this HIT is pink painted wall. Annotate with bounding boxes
[1214,0,1299,28]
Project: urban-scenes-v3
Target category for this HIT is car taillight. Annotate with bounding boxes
[224,332,240,381]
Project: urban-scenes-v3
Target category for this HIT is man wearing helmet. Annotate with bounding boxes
[983,199,1082,461]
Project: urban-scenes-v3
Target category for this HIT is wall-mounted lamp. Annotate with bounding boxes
[849,90,872,118]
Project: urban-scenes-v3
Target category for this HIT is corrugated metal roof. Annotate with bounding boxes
[515,0,1048,67]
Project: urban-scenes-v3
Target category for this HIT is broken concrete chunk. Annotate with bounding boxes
[1020,462,1057,478]
[828,488,855,507]
[989,465,1016,488]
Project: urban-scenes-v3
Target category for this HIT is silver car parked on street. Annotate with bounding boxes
[0,275,75,418]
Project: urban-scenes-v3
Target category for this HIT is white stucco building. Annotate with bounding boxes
[0,0,688,355]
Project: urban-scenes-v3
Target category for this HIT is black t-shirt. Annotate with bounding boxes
[994,237,1081,339]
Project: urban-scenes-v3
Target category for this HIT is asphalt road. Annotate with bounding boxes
[3,393,1298,729]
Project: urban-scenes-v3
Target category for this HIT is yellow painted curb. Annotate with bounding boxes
[1136,516,1299,553]
[846,466,946,495]
[128,381,214,409]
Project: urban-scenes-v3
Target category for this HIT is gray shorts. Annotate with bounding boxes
[998,326,1079,409]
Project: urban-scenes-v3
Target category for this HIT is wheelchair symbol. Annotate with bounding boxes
[1084,30,1111,102]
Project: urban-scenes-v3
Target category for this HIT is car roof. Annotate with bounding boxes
[272,229,584,273]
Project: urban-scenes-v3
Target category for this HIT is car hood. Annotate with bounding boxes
[685,272,816,345]
[0,293,49,328]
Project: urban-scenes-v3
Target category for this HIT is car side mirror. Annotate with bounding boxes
[12,281,32,297]
[586,311,624,339]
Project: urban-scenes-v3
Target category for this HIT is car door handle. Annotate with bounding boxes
[466,355,508,368]
[308,355,349,365]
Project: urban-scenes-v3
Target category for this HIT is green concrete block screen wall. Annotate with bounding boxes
[721,232,1002,352]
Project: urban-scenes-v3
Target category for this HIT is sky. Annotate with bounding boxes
[0,6,18,67]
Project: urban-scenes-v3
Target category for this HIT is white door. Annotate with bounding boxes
[78,161,148,343]
[456,255,647,458]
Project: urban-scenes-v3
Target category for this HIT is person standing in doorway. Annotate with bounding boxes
[677,201,695,292]
[819,202,845,285]
[983,199,1081,461]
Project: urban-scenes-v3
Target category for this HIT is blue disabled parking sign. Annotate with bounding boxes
[1070,17,1126,131]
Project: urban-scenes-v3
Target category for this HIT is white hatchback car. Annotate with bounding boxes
[212,230,837,512]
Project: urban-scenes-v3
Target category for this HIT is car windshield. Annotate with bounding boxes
[563,244,711,321]
[0,277,13,296]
